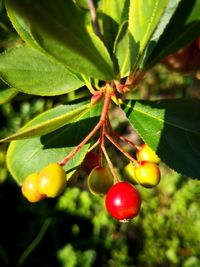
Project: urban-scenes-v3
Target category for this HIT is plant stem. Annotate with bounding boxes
[59,85,113,167]
[59,120,102,166]
[105,132,138,164]
[81,74,96,94]
[88,138,100,152]
[98,85,113,165]
[107,117,140,150]
[87,0,102,39]
[17,219,51,266]
[102,145,119,183]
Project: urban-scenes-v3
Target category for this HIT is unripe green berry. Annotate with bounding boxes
[88,166,113,196]
[123,162,138,185]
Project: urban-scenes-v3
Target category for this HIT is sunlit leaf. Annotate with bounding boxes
[0,87,18,104]
[0,100,90,141]
[0,45,84,96]
[122,99,200,179]
[5,0,115,80]
[7,100,103,185]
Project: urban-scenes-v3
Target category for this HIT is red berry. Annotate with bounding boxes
[105,182,141,222]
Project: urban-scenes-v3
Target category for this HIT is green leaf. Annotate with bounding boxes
[122,99,200,179]
[0,45,84,96]
[74,0,89,10]
[141,0,182,67]
[5,0,115,81]
[145,0,200,68]
[128,0,168,72]
[0,100,91,142]
[6,101,103,185]
[0,87,18,104]
[5,0,41,50]
[113,21,130,78]
[101,0,129,55]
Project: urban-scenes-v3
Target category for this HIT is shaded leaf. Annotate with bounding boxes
[141,0,182,67]
[101,0,129,55]
[145,0,200,68]
[128,0,168,72]
[0,100,90,142]
[5,0,115,81]
[0,87,18,104]
[113,21,130,78]
[6,101,103,185]
[5,0,41,50]
[0,45,84,96]
[122,99,200,179]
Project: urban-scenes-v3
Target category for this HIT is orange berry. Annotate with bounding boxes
[21,173,45,203]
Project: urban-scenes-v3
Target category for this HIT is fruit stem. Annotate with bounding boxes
[80,74,96,94]
[105,132,138,164]
[98,85,113,166]
[102,145,119,183]
[59,120,102,166]
[59,84,113,166]
[107,117,140,150]
[88,138,100,152]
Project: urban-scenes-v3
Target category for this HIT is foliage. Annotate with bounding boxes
[0,1,200,266]
[0,0,199,181]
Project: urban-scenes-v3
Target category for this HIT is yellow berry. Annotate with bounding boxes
[136,144,160,164]
[37,163,67,198]
[123,162,138,185]
[21,173,45,203]
[134,161,161,188]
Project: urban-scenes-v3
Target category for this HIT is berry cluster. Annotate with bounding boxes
[22,163,66,202]
[82,144,161,222]
[21,86,161,223]
[124,144,161,188]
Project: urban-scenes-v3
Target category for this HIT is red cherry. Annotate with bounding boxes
[105,182,141,222]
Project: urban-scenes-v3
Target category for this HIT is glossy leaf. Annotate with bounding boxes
[74,0,89,10]
[145,0,200,68]
[0,87,18,104]
[128,0,168,72]
[6,101,103,185]
[0,45,84,96]
[141,0,181,67]
[122,99,200,179]
[113,22,130,78]
[0,100,90,142]
[101,0,129,55]
[5,0,115,81]
[5,0,41,50]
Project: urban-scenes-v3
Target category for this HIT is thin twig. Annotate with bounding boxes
[59,120,102,166]
[17,219,51,266]
[88,138,100,152]
[107,117,140,150]
[105,132,138,164]
[59,85,113,166]
[87,0,102,39]
[102,146,119,183]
